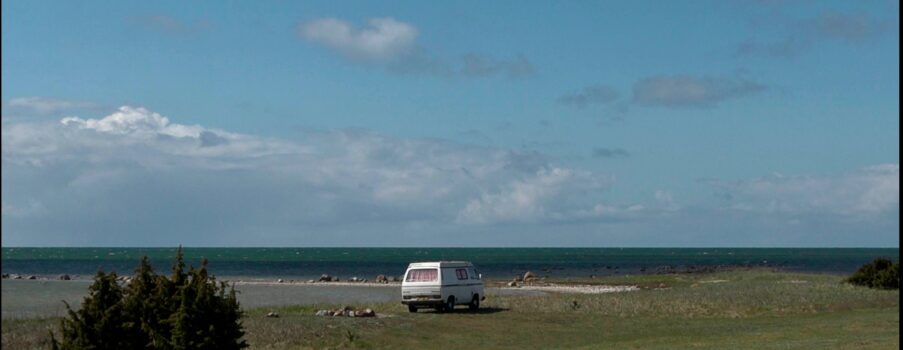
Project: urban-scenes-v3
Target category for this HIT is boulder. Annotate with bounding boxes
[358,309,375,317]
[315,310,331,316]
[391,276,400,282]
[523,271,536,282]
[507,281,518,287]
[319,274,333,282]
[27,275,37,280]
[59,274,71,280]
[1,273,9,279]
[332,311,343,317]
[307,279,316,283]
[266,312,279,318]
[277,279,284,283]
[13,274,23,280]
[376,275,388,283]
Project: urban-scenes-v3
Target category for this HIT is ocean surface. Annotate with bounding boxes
[2,248,898,280]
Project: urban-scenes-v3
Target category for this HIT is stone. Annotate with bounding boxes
[523,271,536,280]
[333,311,343,317]
[507,281,517,287]
[319,274,333,282]
[266,312,279,318]
[307,279,316,283]
[59,274,71,280]
[1,273,9,279]
[391,276,400,282]
[376,274,387,283]
[354,309,376,317]
[277,279,284,283]
[316,310,331,316]
[27,275,37,280]
[13,274,23,280]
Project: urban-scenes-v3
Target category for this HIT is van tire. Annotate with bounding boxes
[469,294,480,310]
[408,305,417,313]
[444,296,455,312]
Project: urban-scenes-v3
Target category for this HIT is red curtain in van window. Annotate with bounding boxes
[407,269,438,282]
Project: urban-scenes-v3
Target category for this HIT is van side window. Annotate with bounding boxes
[455,268,468,280]
[470,269,479,279]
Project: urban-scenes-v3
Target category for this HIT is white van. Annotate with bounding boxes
[401,261,485,313]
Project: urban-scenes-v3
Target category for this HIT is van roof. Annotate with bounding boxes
[407,261,473,268]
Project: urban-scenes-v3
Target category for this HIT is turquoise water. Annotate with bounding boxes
[2,248,897,279]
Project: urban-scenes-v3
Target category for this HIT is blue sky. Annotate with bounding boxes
[1,0,899,247]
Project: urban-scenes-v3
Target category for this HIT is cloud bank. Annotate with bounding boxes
[2,106,630,245]
[2,106,896,246]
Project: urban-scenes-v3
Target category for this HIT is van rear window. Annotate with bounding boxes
[406,269,438,282]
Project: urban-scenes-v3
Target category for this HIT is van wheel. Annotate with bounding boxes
[408,305,417,313]
[469,295,480,310]
[444,296,455,312]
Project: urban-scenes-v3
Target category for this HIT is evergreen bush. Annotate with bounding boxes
[845,258,900,290]
[51,247,248,349]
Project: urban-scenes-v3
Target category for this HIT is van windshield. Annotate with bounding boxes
[406,268,438,282]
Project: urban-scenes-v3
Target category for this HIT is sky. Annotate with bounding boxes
[1,0,899,247]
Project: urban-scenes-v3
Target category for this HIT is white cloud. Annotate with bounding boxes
[654,190,680,211]
[61,106,203,138]
[297,17,536,79]
[632,75,765,108]
[559,85,620,108]
[7,97,96,114]
[299,17,418,61]
[708,164,899,217]
[736,10,896,59]
[456,167,615,224]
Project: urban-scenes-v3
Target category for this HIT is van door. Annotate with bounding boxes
[452,267,472,304]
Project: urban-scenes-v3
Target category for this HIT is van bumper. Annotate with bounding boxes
[401,299,444,307]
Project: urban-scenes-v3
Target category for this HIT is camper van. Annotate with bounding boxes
[401,261,485,313]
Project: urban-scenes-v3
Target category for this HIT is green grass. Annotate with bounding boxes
[4,270,898,349]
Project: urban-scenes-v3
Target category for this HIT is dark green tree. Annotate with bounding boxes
[846,258,900,290]
[51,271,136,349]
[51,247,248,349]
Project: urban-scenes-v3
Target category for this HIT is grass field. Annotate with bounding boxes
[3,269,898,349]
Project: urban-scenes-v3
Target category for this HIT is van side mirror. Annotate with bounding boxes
[479,273,482,280]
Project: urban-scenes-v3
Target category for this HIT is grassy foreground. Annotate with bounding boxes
[3,269,899,349]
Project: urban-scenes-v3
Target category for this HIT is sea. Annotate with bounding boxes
[2,247,898,280]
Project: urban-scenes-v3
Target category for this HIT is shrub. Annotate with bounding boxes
[845,258,900,290]
[51,247,248,349]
